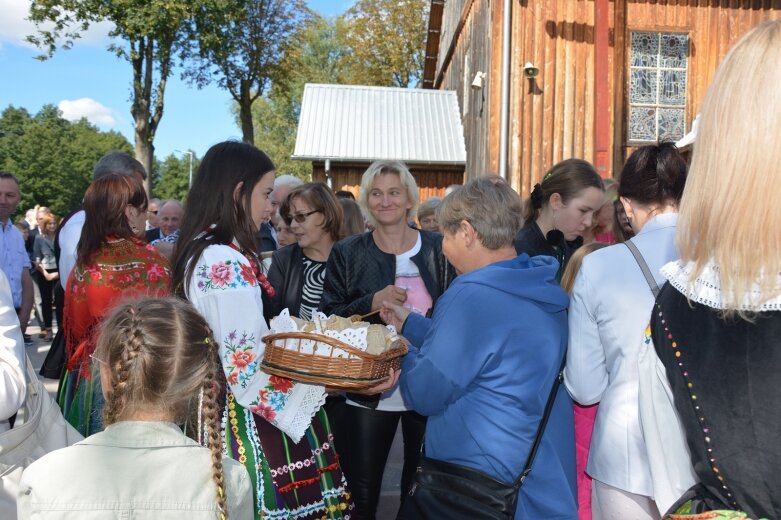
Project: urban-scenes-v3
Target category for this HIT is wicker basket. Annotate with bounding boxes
[261,331,408,390]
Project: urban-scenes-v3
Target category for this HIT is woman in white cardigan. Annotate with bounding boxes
[565,142,688,519]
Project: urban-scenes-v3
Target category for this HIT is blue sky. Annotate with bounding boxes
[0,0,354,162]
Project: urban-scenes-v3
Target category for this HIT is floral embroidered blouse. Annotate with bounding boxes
[185,243,326,442]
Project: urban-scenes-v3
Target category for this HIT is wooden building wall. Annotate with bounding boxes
[434,0,500,178]
[311,162,464,201]
[431,0,781,198]
[512,0,598,198]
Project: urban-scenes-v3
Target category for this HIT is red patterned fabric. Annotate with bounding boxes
[63,237,170,377]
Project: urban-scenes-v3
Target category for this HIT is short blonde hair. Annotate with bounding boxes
[358,160,419,227]
[438,176,522,250]
[678,20,781,312]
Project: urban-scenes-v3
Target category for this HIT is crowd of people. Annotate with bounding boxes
[0,19,778,520]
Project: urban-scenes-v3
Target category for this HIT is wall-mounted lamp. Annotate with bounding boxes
[523,62,539,79]
[471,71,486,90]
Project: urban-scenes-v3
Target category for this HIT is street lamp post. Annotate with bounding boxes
[175,149,194,188]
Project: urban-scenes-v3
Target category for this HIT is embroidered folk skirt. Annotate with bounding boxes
[223,393,353,519]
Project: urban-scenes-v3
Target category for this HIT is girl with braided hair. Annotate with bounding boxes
[18,297,253,518]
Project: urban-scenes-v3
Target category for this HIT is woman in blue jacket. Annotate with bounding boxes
[382,176,577,519]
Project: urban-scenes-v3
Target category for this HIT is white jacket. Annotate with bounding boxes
[0,270,25,433]
[565,212,678,496]
[17,421,253,519]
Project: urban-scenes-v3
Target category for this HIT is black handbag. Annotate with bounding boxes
[398,359,565,520]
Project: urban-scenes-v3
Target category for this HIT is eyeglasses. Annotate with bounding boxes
[284,210,320,225]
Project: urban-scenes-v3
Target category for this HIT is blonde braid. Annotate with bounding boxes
[102,306,145,425]
[202,332,228,519]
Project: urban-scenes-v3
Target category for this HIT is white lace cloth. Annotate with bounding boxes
[661,259,781,312]
[270,309,397,358]
[186,245,325,443]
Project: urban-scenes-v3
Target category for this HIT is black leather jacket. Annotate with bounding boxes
[320,230,453,323]
[264,243,304,323]
[320,230,454,408]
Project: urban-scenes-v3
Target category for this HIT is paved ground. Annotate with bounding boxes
[25,319,404,519]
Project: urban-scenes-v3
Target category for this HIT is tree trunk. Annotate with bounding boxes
[135,129,154,196]
[239,80,255,144]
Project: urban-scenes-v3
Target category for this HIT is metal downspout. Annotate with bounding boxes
[498,0,512,180]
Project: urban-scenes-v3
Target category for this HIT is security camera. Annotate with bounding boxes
[523,62,539,79]
[471,71,486,90]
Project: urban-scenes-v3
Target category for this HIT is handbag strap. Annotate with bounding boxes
[514,355,566,488]
[624,240,660,297]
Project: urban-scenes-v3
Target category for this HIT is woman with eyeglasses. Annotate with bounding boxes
[320,160,454,519]
[58,173,170,437]
[263,183,342,323]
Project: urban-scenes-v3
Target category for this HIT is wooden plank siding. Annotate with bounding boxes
[427,0,780,197]
[433,0,497,179]
[311,162,464,201]
[513,1,598,198]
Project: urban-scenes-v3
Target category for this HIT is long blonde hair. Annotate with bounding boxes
[96,298,228,518]
[677,20,781,312]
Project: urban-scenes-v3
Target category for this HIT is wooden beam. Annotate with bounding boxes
[422,0,445,88]
[594,0,611,177]
[434,0,477,89]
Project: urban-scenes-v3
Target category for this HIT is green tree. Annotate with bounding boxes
[27,0,204,193]
[189,0,312,144]
[252,96,309,179]
[251,16,351,179]
[0,104,132,217]
[339,0,429,87]
[153,152,199,202]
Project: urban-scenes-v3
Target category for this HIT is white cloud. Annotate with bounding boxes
[0,0,113,49]
[58,98,116,127]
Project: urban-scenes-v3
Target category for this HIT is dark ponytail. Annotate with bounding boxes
[618,142,687,206]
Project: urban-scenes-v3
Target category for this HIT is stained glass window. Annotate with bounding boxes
[628,32,689,142]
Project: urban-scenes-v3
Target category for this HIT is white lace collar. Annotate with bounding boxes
[661,259,781,312]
